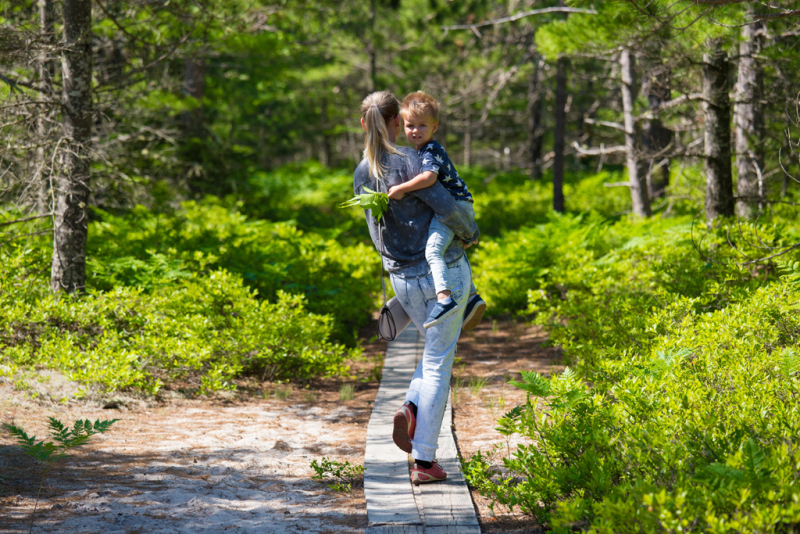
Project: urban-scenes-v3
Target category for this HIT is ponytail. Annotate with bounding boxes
[361,91,402,181]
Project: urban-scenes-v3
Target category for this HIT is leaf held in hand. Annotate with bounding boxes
[340,186,389,222]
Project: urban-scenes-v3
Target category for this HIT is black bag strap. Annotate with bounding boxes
[375,179,396,341]
[378,217,387,307]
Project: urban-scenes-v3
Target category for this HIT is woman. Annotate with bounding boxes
[354,91,480,484]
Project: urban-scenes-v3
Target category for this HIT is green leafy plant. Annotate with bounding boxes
[463,211,800,532]
[4,418,118,534]
[309,457,365,493]
[340,186,389,222]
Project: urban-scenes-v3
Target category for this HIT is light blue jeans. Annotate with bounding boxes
[426,201,478,296]
[390,254,472,461]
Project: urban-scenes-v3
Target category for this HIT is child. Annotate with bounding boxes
[387,91,486,331]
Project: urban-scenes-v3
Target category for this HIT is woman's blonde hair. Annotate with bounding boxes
[361,91,402,181]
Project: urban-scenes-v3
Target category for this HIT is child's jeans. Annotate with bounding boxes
[426,200,478,297]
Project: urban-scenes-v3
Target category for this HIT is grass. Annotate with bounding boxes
[469,377,490,397]
[274,384,293,400]
[452,376,465,405]
[339,384,355,401]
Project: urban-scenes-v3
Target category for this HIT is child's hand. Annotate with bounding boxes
[387,186,406,201]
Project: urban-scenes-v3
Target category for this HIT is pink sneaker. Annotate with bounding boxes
[412,461,447,485]
[393,403,416,454]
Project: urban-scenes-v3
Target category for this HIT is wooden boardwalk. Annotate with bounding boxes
[364,328,481,534]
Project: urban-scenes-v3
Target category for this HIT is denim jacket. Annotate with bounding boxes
[353,146,480,278]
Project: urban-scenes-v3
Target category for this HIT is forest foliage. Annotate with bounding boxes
[3,0,800,531]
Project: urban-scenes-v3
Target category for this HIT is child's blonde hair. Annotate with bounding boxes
[361,91,402,181]
[400,91,440,122]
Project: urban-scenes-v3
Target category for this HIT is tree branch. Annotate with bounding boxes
[572,141,626,156]
[0,214,52,228]
[584,117,630,134]
[441,7,598,33]
[636,92,704,120]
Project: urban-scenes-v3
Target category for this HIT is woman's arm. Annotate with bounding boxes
[387,171,437,200]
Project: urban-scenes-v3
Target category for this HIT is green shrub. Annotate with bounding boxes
[467,168,631,238]
[87,199,379,343]
[1,264,354,394]
[242,161,369,241]
[465,275,800,532]
[470,211,614,315]
[464,211,800,532]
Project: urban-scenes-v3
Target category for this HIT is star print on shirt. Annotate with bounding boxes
[418,140,473,203]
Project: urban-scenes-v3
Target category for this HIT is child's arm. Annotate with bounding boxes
[387,171,437,200]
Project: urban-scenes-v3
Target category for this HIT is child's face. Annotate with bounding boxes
[403,113,438,149]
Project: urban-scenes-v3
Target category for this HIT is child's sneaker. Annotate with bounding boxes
[412,461,447,485]
[462,294,486,332]
[393,402,416,453]
[423,299,460,329]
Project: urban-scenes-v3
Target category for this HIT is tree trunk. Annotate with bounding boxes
[734,17,765,218]
[51,0,92,293]
[641,64,672,199]
[553,54,567,213]
[369,0,377,92]
[463,109,471,168]
[438,107,447,151]
[621,48,651,217]
[703,39,734,222]
[320,98,332,166]
[36,0,55,214]
[529,55,544,180]
[183,56,205,139]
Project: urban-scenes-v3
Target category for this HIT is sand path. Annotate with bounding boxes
[1,393,371,534]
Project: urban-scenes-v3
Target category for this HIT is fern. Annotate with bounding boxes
[496,405,525,437]
[3,417,118,534]
[742,438,770,480]
[779,348,800,378]
[509,371,551,397]
[4,424,59,462]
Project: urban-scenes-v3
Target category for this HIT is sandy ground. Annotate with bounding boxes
[0,334,388,534]
[1,321,559,534]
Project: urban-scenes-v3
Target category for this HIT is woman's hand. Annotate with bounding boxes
[387,185,406,201]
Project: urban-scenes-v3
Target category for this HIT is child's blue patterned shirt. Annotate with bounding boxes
[419,140,473,203]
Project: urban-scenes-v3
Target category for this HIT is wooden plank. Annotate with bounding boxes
[365,328,423,529]
[366,326,481,533]
[424,527,481,534]
[366,526,425,534]
[418,392,481,530]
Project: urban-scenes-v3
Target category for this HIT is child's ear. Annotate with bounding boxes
[361,117,367,132]
[432,122,439,134]
[393,115,400,128]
